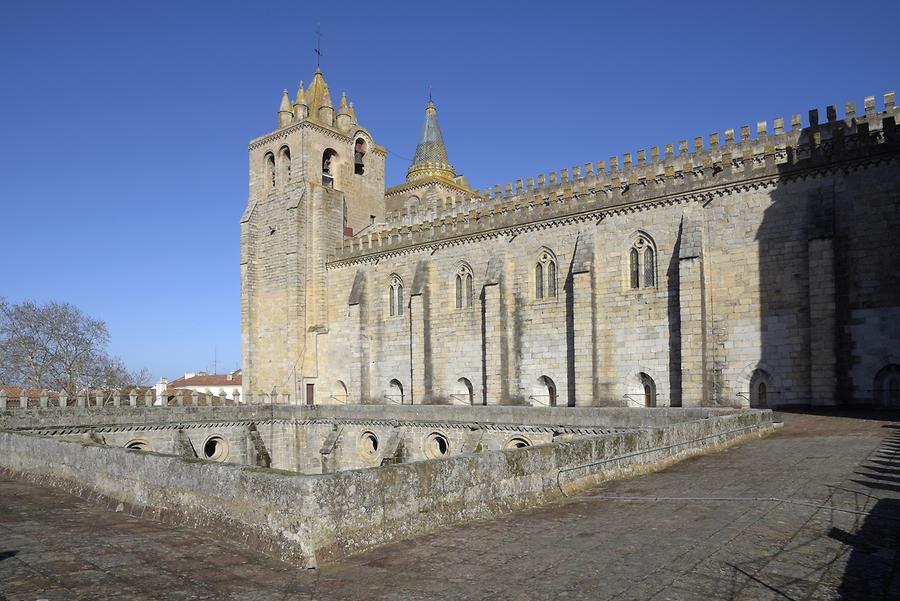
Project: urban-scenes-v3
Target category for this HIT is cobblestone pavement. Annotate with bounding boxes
[2,411,900,600]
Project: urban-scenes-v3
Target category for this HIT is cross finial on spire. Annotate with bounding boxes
[314,24,322,68]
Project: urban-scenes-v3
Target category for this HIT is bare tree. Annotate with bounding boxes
[0,298,150,395]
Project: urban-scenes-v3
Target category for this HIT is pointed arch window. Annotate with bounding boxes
[278,146,291,184]
[354,137,367,175]
[455,265,475,309]
[322,148,338,188]
[389,275,404,317]
[629,248,640,288]
[643,247,654,286]
[535,250,558,300]
[548,261,557,298]
[264,153,276,188]
[628,234,657,289]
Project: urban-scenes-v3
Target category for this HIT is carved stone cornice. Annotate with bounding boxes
[327,150,899,269]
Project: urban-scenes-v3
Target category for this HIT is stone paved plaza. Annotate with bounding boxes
[1,411,899,600]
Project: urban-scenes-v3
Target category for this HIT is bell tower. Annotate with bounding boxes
[240,68,386,401]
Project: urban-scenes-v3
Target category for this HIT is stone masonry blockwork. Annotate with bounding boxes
[242,75,900,409]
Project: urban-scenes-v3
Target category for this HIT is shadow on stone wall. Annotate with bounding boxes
[667,221,683,407]
[755,112,899,409]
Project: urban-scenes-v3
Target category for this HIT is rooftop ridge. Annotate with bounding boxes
[332,96,898,264]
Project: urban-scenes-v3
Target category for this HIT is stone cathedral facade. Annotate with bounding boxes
[240,68,900,409]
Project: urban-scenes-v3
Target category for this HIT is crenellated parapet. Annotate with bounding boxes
[0,388,242,410]
[332,92,898,265]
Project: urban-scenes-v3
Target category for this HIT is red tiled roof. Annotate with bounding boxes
[0,386,59,401]
[168,371,242,387]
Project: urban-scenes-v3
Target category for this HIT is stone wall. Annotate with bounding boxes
[0,408,774,567]
[289,98,899,409]
[3,405,724,474]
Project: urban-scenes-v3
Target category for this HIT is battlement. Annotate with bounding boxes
[331,92,897,264]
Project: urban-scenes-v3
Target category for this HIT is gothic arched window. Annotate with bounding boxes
[643,247,655,286]
[548,260,557,298]
[629,248,640,288]
[535,250,557,299]
[322,148,338,188]
[278,146,291,184]
[389,275,404,317]
[354,137,367,175]
[264,152,276,188]
[455,264,474,308]
[628,234,657,289]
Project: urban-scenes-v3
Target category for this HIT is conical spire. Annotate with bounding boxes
[407,98,455,182]
[305,68,328,115]
[293,81,308,120]
[294,81,307,106]
[336,92,352,129]
[321,84,333,109]
[277,89,293,128]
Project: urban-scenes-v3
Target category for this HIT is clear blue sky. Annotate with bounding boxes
[1,0,896,381]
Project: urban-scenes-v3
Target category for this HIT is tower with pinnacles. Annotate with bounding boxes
[242,64,900,411]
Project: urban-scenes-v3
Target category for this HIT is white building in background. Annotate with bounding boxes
[154,369,243,402]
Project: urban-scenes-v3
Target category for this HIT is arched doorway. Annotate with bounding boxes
[639,373,656,407]
[749,369,773,408]
[874,365,900,406]
[452,378,474,405]
[536,375,557,407]
[332,380,349,404]
[388,379,404,405]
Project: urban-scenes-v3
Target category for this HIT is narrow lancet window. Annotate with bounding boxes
[630,248,640,288]
[390,276,403,317]
[455,265,474,308]
[322,148,337,188]
[354,138,367,175]
[628,234,656,290]
[535,250,557,300]
[548,261,557,298]
[265,153,276,188]
[644,247,655,286]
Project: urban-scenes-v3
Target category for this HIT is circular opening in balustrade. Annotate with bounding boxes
[504,436,532,450]
[203,435,228,461]
[359,431,379,459]
[424,432,450,459]
[125,440,151,452]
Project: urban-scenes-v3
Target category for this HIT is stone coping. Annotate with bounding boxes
[0,404,742,432]
[0,408,773,568]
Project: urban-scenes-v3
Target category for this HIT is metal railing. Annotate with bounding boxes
[528,394,552,407]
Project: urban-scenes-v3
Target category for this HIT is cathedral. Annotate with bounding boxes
[240,68,900,409]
